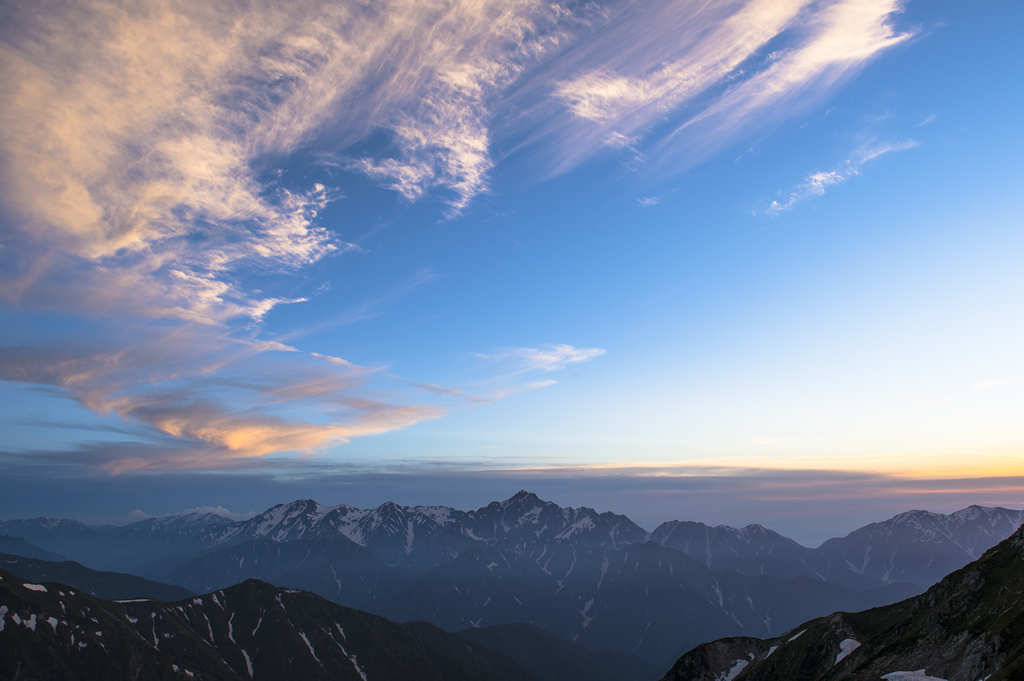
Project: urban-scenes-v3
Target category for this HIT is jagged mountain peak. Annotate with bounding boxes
[951,504,987,519]
[887,508,933,525]
[409,504,459,525]
[282,497,333,512]
[222,498,343,543]
[373,500,405,515]
[496,490,549,510]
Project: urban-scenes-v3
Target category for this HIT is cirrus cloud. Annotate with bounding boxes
[0,0,914,474]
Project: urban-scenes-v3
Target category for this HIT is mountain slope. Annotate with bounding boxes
[660,523,1024,681]
[0,570,547,681]
[168,536,409,609]
[0,518,113,568]
[0,513,234,578]
[104,511,236,577]
[458,622,660,681]
[817,505,1024,589]
[382,539,919,666]
[649,522,873,590]
[650,505,1024,591]
[0,553,193,601]
[0,536,67,562]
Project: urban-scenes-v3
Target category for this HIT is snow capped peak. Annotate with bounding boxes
[222,498,347,542]
[889,510,930,524]
[865,506,1023,535]
[949,505,992,523]
[413,506,458,526]
[286,499,327,511]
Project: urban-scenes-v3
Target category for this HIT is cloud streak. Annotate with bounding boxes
[472,344,606,382]
[520,0,912,175]
[0,334,602,471]
[486,345,606,373]
[0,326,458,472]
[767,138,918,213]
[973,380,1003,391]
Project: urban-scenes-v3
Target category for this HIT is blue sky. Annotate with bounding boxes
[1,0,1021,545]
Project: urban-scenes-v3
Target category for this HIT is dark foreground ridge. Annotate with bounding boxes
[0,568,653,681]
[0,552,194,602]
[661,523,1024,681]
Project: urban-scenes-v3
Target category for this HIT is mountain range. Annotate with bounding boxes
[6,515,1024,680]
[660,520,1024,680]
[2,492,1021,667]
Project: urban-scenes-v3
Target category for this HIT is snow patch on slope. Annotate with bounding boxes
[715,659,748,681]
[240,648,253,677]
[881,672,948,681]
[835,638,860,664]
[299,631,321,664]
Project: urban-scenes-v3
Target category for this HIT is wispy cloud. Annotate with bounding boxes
[436,344,605,400]
[0,333,604,471]
[474,344,606,376]
[0,0,593,328]
[533,0,911,175]
[0,0,917,323]
[767,138,918,213]
[0,330,448,472]
[0,3,342,322]
[553,0,809,129]
[0,0,917,325]
[973,379,1003,390]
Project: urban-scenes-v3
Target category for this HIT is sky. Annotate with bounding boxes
[0,0,1022,546]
